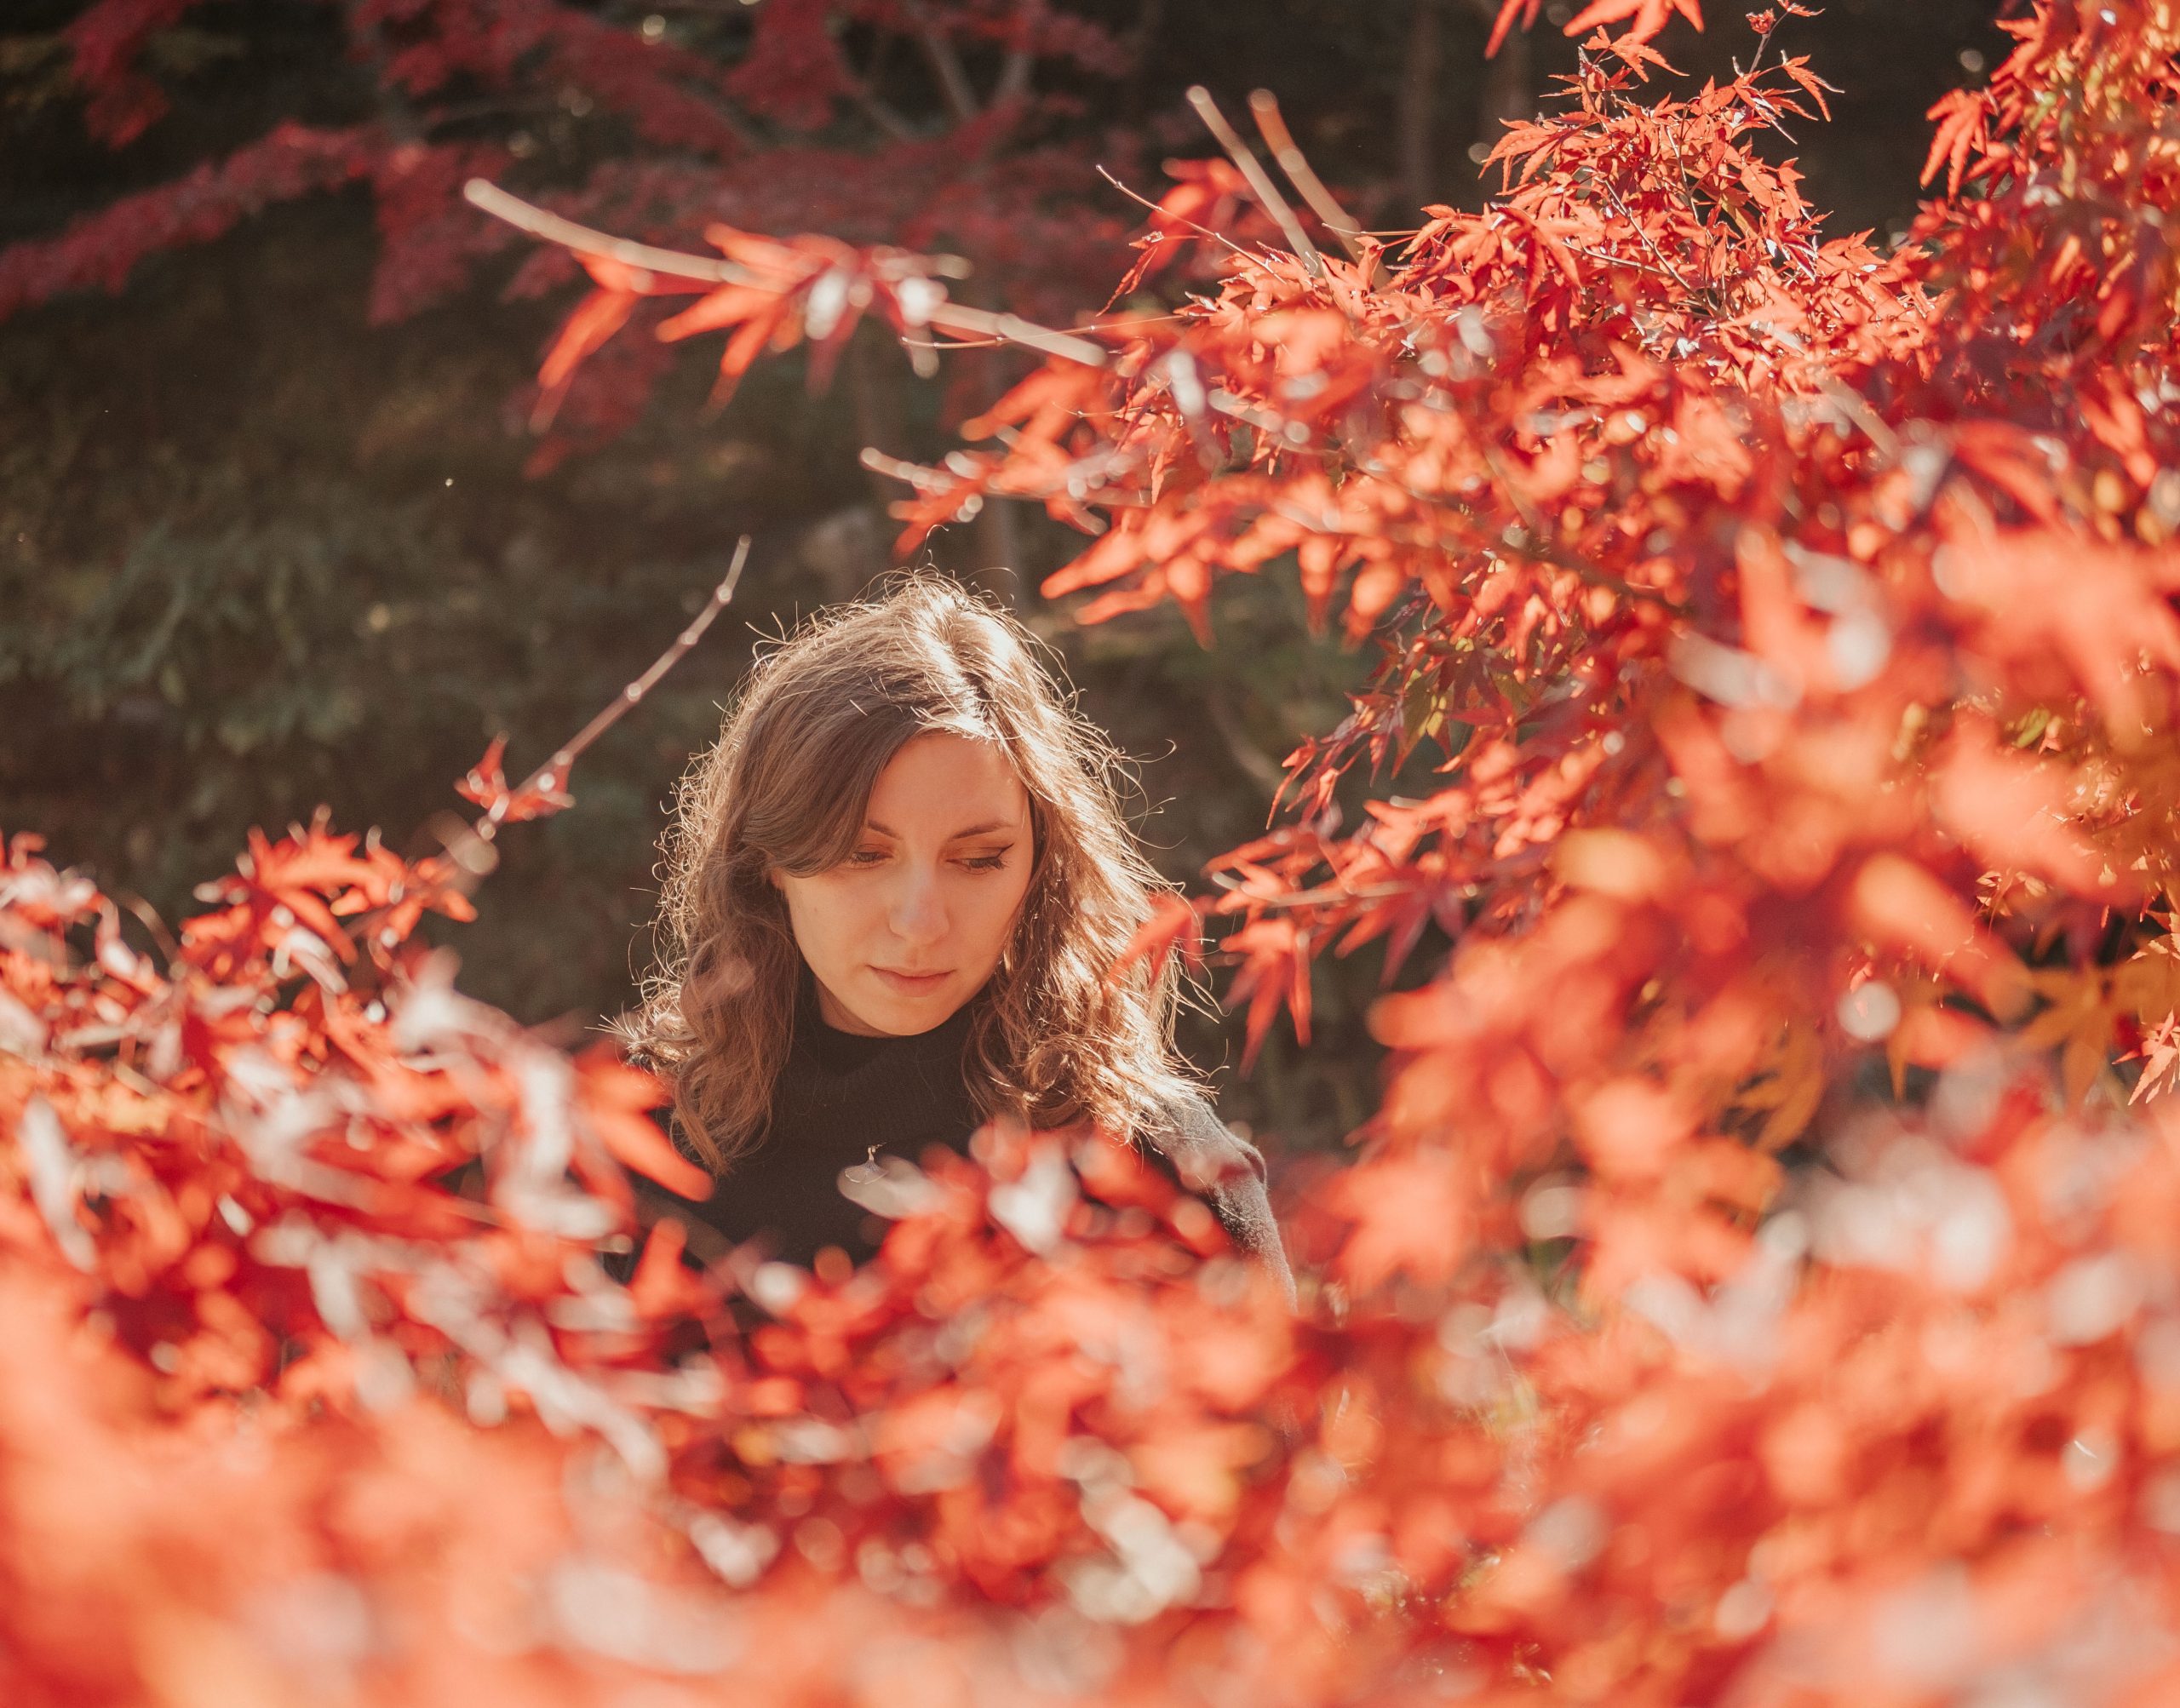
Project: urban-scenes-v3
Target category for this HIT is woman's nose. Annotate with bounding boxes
[887,865,948,947]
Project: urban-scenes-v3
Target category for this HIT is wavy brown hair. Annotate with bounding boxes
[623,577,1194,1172]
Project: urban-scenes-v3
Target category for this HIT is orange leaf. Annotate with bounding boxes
[1486,0,1541,57]
[1849,853,2026,1019]
[577,1054,711,1201]
[534,287,639,425]
[1563,0,1703,43]
[1328,1149,1473,1291]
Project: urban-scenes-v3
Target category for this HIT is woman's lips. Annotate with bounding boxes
[872,966,951,995]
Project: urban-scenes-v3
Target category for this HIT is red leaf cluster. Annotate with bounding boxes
[62,0,209,146]
[14,2,2180,1702]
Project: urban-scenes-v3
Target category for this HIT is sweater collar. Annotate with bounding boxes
[788,964,980,1089]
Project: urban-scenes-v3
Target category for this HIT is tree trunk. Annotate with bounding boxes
[846,331,907,514]
[1398,0,1446,216]
[1471,0,1534,174]
[1122,0,1166,123]
[972,491,1026,603]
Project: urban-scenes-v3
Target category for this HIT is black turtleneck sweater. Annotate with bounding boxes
[668,977,1294,1300]
[686,985,982,1263]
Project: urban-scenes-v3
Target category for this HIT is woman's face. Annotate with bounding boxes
[773,731,1036,1037]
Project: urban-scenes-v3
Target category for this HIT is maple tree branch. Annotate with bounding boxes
[116,892,181,970]
[1095,164,1259,270]
[1117,0,1165,120]
[462,180,1110,368]
[993,49,1035,106]
[1397,0,1446,218]
[473,175,1675,633]
[353,12,427,148]
[466,178,767,284]
[1351,477,1688,618]
[1494,515,1680,612]
[1205,691,1290,794]
[474,536,749,841]
[1740,10,1791,81]
[1187,86,1328,280]
[1599,180,1701,300]
[1208,871,1418,911]
[1753,318,1902,457]
[1289,398,1692,619]
[841,55,920,144]
[941,308,1108,368]
[1656,123,1730,306]
[1247,90,1370,267]
[1471,442,1690,614]
[898,0,982,125]
[1563,241,1678,284]
[990,0,1041,106]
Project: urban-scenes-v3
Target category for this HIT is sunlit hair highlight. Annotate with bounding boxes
[624,576,1193,1172]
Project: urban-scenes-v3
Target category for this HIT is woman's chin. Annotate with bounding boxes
[846,983,967,1037]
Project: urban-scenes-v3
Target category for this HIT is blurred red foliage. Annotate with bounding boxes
[9,2,2180,1703]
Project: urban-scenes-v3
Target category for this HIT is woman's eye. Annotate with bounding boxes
[846,848,888,867]
[960,851,1010,872]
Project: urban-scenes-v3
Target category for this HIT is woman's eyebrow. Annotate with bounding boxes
[862,818,1018,839]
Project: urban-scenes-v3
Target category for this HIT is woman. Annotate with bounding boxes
[623,578,1292,1300]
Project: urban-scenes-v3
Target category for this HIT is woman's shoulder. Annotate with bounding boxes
[1135,1084,1268,1186]
[1132,1084,1294,1301]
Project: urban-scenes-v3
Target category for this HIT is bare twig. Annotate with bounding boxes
[1741,11,1787,80]
[1186,85,1328,280]
[475,537,750,841]
[1809,371,1901,458]
[1248,90,1369,267]
[1095,163,1258,268]
[1564,242,1678,284]
[116,894,181,969]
